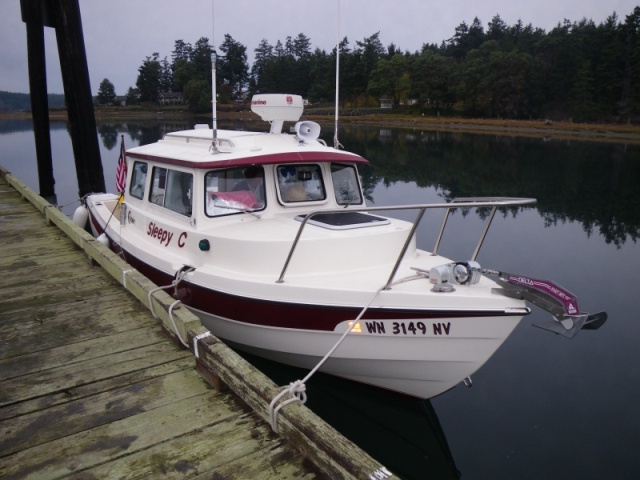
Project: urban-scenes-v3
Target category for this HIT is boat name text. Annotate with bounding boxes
[147,222,187,248]
[363,321,451,336]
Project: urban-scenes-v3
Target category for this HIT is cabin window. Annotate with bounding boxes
[331,164,363,205]
[149,167,193,216]
[129,161,148,200]
[204,166,266,217]
[277,164,326,203]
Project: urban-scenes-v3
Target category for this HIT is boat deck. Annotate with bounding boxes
[0,167,389,479]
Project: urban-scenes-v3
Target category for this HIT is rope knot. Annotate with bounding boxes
[286,380,307,403]
[268,380,307,433]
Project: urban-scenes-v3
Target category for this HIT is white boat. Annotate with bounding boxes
[83,94,606,399]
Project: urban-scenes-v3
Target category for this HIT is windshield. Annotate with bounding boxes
[331,164,363,205]
[276,164,326,203]
[204,166,266,217]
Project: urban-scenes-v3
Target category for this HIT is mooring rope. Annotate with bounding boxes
[267,270,432,433]
[147,266,195,348]
[268,285,385,433]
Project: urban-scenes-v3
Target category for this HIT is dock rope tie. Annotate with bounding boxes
[268,285,385,433]
[147,265,195,348]
[121,269,133,288]
[193,331,213,359]
[269,380,307,434]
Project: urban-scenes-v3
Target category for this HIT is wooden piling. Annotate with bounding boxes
[20,0,55,199]
[49,0,105,196]
[20,0,106,198]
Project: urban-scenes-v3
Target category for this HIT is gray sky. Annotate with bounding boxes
[1,0,637,95]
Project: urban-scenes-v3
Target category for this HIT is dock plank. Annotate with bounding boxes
[0,355,194,421]
[67,416,316,480]
[0,341,188,406]
[0,393,250,479]
[0,367,215,456]
[0,297,158,358]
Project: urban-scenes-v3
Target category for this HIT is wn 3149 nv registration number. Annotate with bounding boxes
[364,321,452,336]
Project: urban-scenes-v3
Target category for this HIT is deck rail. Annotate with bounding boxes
[276,197,537,287]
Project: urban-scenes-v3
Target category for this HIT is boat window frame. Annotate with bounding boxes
[204,165,267,218]
[276,163,327,206]
[129,160,148,200]
[330,163,364,206]
[148,166,193,217]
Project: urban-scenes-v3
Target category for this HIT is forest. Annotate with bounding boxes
[0,91,65,112]
[102,6,640,123]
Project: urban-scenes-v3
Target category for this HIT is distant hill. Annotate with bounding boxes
[0,91,65,112]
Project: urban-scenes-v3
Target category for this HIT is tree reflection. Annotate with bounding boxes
[338,127,640,247]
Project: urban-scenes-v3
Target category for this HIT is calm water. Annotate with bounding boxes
[1,118,639,479]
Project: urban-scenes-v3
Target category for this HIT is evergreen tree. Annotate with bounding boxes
[97,78,116,104]
[218,34,249,100]
[191,37,213,82]
[159,57,173,93]
[125,86,139,105]
[292,33,312,58]
[136,53,161,103]
[353,32,386,106]
[183,79,211,112]
[171,39,194,92]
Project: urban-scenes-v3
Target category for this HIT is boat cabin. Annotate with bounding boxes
[123,94,376,228]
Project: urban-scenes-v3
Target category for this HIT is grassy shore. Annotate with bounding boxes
[3,106,640,143]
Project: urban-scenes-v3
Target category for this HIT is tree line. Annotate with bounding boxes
[0,91,65,112]
[98,7,640,123]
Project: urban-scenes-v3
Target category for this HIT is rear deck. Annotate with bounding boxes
[0,167,391,479]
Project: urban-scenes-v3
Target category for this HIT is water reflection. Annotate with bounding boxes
[335,126,640,247]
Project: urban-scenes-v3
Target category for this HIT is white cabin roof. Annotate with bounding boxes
[126,127,367,170]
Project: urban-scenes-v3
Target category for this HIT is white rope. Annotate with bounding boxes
[268,285,384,432]
[146,266,194,347]
[121,269,133,288]
[269,380,307,433]
[193,331,213,358]
[147,283,174,319]
[169,299,188,347]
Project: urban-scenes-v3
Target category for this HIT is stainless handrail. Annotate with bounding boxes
[275,197,536,286]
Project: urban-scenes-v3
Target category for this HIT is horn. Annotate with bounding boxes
[294,121,321,143]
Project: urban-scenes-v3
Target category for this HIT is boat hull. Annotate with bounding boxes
[86,197,526,398]
[191,304,523,399]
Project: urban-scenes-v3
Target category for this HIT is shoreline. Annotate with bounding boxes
[2,108,640,143]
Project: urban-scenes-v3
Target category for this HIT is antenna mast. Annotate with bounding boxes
[211,52,219,152]
[333,0,343,149]
[210,1,219,153]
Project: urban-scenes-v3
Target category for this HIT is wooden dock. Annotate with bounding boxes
[0,167,392,479]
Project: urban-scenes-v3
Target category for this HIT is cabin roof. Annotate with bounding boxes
[126,127,368,169]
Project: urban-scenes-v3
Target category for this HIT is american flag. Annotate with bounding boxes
[115,135,127,193]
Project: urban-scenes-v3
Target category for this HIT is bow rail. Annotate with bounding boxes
[276,197,537,287]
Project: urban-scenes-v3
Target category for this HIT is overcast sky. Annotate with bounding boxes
[1,0,637,95]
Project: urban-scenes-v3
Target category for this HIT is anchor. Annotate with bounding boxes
[484,269,608,338]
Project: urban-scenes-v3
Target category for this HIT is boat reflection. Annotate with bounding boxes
[236,351,461,480]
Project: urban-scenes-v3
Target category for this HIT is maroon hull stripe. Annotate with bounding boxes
[121,252,513,332]
[89,211,519,331]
